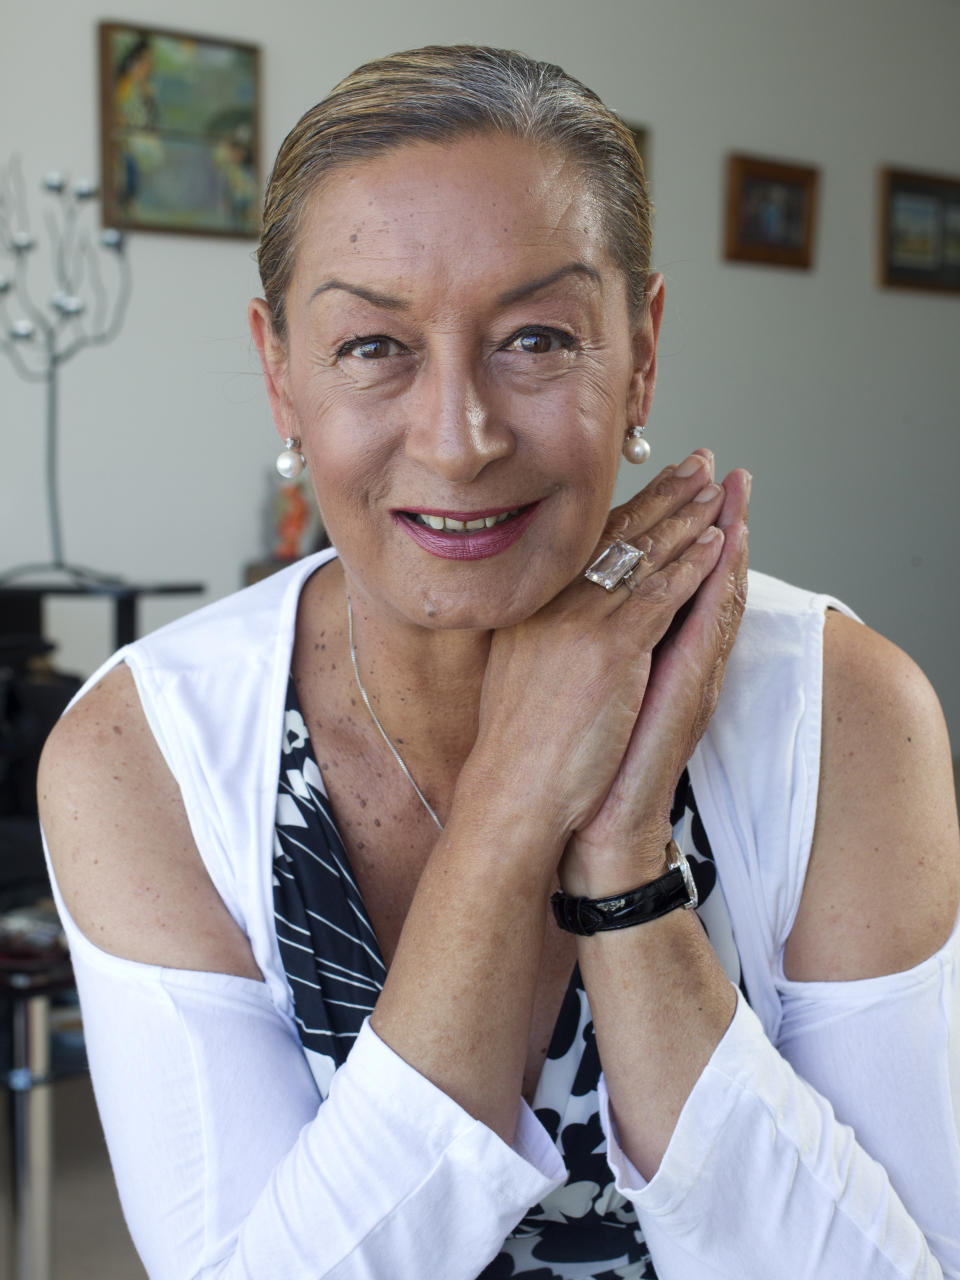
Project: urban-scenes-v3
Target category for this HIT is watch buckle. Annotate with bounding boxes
[667,840,699,911]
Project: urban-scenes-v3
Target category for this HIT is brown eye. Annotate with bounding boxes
[338,335,404,359]
[503,328,575,354]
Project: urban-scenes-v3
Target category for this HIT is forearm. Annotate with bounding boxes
[67,947,562,1279]
[370,784,561,1143]
[581,907,956,1275]
[604,992,954,1279]
[577,904,736,1179]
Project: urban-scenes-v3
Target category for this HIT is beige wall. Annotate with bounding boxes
[3,0,960,742]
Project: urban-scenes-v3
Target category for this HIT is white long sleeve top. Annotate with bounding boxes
[44,554,960,1278]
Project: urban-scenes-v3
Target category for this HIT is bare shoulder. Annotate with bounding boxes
[38,663,262,980]
[783,610,960,981]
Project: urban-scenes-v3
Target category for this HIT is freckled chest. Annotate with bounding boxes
[289,580,438,965]
[289,578,576,1103]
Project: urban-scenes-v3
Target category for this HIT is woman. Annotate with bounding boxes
[39,45,960,1279]
[112,34,161,216]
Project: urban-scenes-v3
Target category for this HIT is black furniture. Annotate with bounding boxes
[0,579,204,652]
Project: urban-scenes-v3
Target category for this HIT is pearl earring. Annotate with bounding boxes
[622,425,651,464]
[276,437,305,479]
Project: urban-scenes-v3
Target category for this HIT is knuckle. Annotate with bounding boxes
[604,509,635,543]
[604,468,685,541]
[708,616,731,661]
[661,511,695,542]
[732,572,748,617]
[636,571,674,609]
[629,533,656,565]
[722,569,748,630]
[691,650,730,739]
[664,555,701,588]
[655,465,686,495]
[638,556,697,608]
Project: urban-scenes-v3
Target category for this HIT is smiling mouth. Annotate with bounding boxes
[401,504,533,534]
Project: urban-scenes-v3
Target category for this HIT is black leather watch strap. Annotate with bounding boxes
[551,841,698,936]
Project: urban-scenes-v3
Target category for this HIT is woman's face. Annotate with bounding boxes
[252,132,662,632]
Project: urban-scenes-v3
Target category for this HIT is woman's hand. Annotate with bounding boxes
[560,462,750,896]
[458,452,747,863]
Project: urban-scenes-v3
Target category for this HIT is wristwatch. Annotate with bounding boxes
[551,840,699,936]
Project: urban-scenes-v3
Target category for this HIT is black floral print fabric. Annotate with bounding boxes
[273,678,745,1279]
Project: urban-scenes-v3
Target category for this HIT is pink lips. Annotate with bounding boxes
[394,503,540,560]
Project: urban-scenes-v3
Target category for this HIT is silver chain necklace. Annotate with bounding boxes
[346,594,444,831]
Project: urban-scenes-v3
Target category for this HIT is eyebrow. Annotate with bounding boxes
[310,279,409,310]
[496,262,602,306]
[309,262,602,313]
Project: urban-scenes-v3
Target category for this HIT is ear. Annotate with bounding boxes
[248,297,297,441]
[626,272,665,428]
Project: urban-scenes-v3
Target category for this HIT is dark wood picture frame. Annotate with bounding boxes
[879,167,960,294]
[724,153,819,270]
[99,22,261,239]
[625,123,650,181]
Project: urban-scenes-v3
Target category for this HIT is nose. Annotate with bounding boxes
[403,348,515,483]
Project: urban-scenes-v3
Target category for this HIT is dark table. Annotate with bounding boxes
[0,580,205,651]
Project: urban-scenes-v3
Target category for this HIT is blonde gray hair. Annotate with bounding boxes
[258,45,653,339]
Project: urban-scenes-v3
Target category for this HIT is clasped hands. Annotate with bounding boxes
[470,450,750,900]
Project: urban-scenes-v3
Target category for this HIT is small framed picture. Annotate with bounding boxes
[724,153,819,270]
[99,22,260,238]
[879,168,960,293]
[625,123,650,180]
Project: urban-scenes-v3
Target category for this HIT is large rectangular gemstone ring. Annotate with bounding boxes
[584,540,645,591]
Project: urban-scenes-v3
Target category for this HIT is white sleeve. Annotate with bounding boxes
[598,929,960,1280]
[67,932,565,1279]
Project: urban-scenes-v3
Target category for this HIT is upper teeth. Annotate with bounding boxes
[417,509,521,532]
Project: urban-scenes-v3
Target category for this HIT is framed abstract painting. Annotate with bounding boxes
[99,22,260,238]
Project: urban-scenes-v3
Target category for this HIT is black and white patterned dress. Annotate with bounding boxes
[273,678,746,1280]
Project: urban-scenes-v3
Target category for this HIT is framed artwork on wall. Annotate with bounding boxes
[98,22,261,238]
[879,167,960,294]
[625,123,650,180]
[724,153,819,270]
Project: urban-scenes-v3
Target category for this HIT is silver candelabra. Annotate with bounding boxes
[0,157,132,584]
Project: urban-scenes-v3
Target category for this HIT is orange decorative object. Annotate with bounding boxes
[274,483,309,560]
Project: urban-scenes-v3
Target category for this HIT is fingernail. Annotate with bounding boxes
[694,482,722,503]
[745,471,753,500]
[697,525,723,544]
[675,453,706,478]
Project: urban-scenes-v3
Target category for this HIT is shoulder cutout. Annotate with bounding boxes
[38,663,263,980]
[783,611,960,982]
